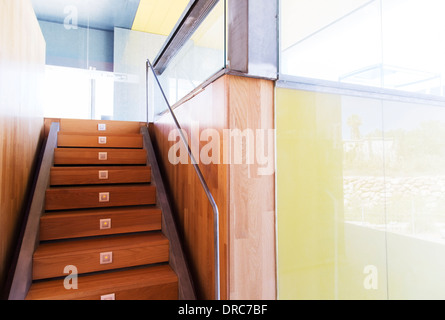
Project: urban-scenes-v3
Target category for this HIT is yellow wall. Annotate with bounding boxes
[276,86,445,300]
[275,88,387,300]
[276,88,342,299]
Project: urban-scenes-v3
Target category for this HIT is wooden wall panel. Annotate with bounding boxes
[153,76,229,300]
[0,0,46,295]
[226,76,276,300]
[153,74,276,300]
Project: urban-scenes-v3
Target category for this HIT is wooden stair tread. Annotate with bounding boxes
[59,132,142,137]
[57,119,145,135]
[50,166,151,185]
[45,184,156,211]
[41,205,161,217]
[40,206,162,241]
[35,233,168,258]
[57,132,143,149]
[26,265,178,300]
[33,233,170,280]
[54,148,147,165]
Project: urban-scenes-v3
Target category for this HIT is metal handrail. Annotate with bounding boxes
[146,58,221,300]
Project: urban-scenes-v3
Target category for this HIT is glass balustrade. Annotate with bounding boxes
[277,0,445,300]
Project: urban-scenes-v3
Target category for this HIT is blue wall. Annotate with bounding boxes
[39,20,114,71]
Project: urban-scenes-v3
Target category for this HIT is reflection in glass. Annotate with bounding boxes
[156,0,226,115]
[276,87,445,300]
[113,28,166,122]
[281,0,382,84]
[280,0,445,97]
[383,102,445,241]
[276,89,388,300]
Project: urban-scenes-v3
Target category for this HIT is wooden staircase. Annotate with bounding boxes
[24,119,179,300]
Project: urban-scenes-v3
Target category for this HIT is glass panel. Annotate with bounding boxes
[155,0,226,115]
[381,0,445,95]
[280,0,382,84]
[36,8,114,72]
[340,95,388,300]
[276,85,445,300]
[32,0,194,121]
[278,0,445,300]
[280,0,445,97]
[33,0,227,121]
[113,28,166,122]
[383,101,445,299]
[34,0,116,120]
[276,88,388,300]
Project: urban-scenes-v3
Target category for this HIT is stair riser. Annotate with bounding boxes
[50,167,151,186]
[26,265,178,300]
[32,244,169,280]
[55,119,144,135]
[54,149,147,165]
[58,134,143,149]
[45,185,156,211]
[40,209,162,241]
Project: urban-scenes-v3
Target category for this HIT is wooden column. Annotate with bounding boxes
[153,74,276,300]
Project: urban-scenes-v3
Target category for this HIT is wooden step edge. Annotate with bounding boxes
[53,148,148,166]
[45,119,146,137]
[50,166,151,172]
[44,184,157,211]
[32,233,170,280]
[58,132,143,137]
[26,264,178,300]
[57,133,143,149]
[41,205,161,216]
[34,233,168,259]
[50,166,152,186]
[45,183,154,191]
[39,207,162,241]
[53,148,148,152]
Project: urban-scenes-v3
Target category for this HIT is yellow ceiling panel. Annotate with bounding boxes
[132,0,190,36]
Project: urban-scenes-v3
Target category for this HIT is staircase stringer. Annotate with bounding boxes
[141,125,197,300]
[7,122,60,300]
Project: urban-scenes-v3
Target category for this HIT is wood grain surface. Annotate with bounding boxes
[26,264,178,300]
[50,166,151,185]
[54,148,147,165]
[152,74,276,300]
[45,184,157,211]
[32,233,169,280]
[0,0,46,295]
[40,206,162,241]
[57,132,143,149]
[44,118,146,137]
